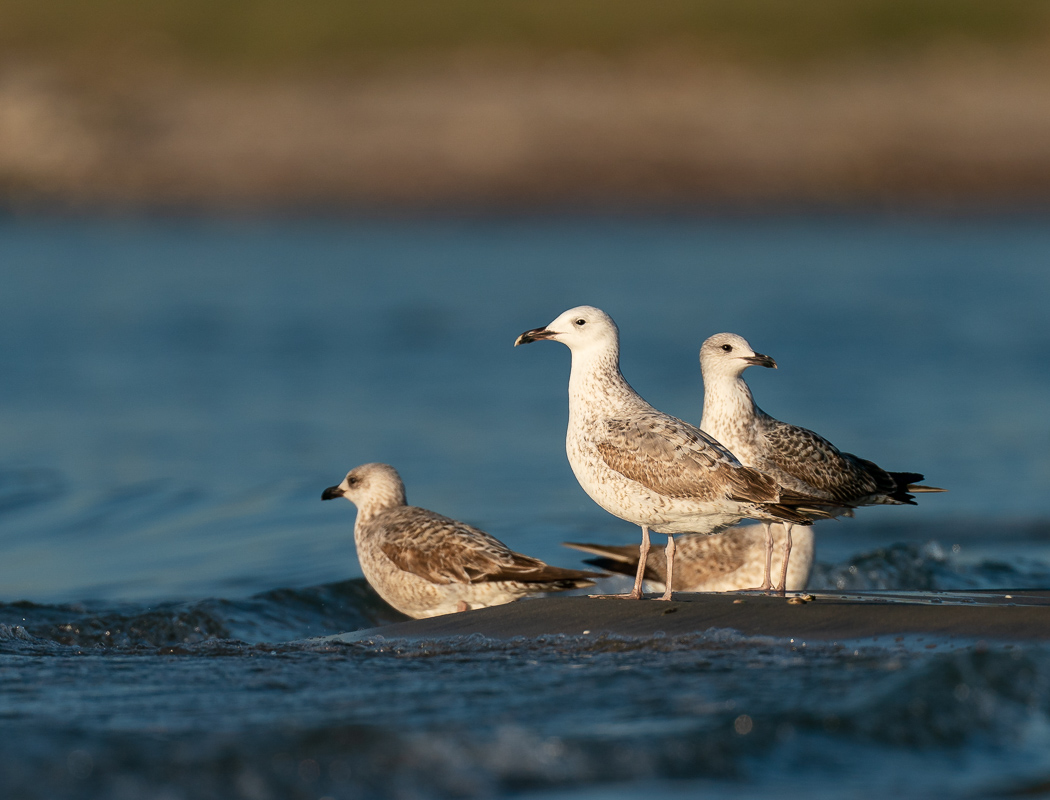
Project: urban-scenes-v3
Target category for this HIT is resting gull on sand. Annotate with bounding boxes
[515,305,833,601]
[565,523,814,593]
[699,332,945,593]
[322,462,601,618]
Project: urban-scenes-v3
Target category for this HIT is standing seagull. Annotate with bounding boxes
[699,332,945,592]
[322,463,601,619]
[515,306,832,601]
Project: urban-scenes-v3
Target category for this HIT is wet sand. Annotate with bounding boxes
[331,591,1050,643]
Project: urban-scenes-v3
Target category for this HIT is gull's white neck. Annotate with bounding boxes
[700,370,759,453]
[352,484,407,533]
[566,344,646,422]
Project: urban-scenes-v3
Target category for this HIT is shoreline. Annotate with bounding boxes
[327,591,1050,644]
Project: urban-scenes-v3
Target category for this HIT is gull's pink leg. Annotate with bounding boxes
[660,534,676,601]
[741,522,775,592]
[627,525,650,599]
[776,524,794,595]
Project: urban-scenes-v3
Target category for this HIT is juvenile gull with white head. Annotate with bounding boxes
[322,463,601,619]
[515,306,832,601]
[699,332,945,592]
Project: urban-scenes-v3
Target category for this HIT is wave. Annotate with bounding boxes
[0,579,408,651]
[1,634,1048,799]
[810,541,1050,592]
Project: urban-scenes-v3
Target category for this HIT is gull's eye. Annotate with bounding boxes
[346,476,359,486]
[575,318,586,326]
[721,344,733,352]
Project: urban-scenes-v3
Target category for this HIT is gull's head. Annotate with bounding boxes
[514,305,619,355]
[321,462,407,512]
[699,333,777,379]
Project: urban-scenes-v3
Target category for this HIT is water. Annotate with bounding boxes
[1,214,1049,798]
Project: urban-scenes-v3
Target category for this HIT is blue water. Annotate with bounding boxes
[3,214,1049,601]
[2,214,1050,798]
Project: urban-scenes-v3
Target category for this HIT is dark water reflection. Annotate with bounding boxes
[2,618,1049,800]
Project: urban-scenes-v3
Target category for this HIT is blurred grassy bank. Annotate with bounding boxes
[4,0,1050,72]
[2,1,1050,210]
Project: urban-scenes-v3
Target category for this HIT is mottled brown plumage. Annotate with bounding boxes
[699,331,946,591]
[595,414,827,523]
[322,463,600,618]
[375,506,594,586]
[700,332,944,510]
[760,420,923,505]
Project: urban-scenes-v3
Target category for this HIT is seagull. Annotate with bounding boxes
[321,462,602,619]
[699,332,945,592]
[564,523,814,593]
[515,305,833,601]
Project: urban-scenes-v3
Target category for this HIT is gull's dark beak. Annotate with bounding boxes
[745,353,777,369]
[514,327,555,346]
[321,485,344,501]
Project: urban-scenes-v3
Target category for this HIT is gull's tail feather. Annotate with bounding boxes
[563,542,661,583]
[491,562,605,588]
[876,467,946,504]
[583,557,651,582]
[888,471,925,486]
[543,576,600,591]
[761,504,817,524]
[562,541,638,564]
[906,484,947,493]
[769,489,844,523]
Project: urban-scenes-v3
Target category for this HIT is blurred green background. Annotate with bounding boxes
[3,0,1049,71]
[2,1,1050,209]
